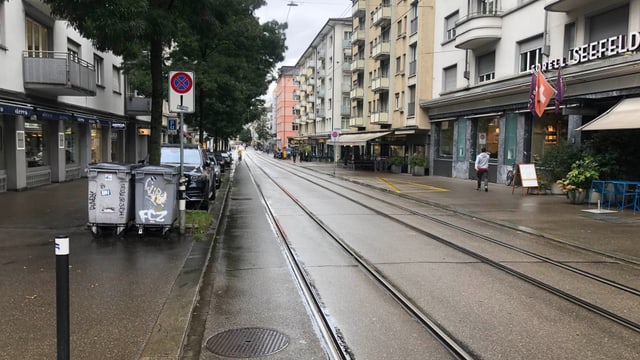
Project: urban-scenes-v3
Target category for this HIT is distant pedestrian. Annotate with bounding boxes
[475,147,490,192]
[292,151,297,163]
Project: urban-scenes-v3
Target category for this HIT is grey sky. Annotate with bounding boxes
[256,0,352,67]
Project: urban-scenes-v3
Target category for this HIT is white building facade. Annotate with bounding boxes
[0,0,149,192]
[422,0,640,183]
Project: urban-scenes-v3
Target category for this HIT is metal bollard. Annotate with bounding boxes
[179,176,186,235]
[55,235,70,360]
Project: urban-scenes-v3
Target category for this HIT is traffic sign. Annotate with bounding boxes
[168,118,177,131]
[331,128,341,141]
[169,71,195,113]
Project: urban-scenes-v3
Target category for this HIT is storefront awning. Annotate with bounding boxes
[0,101,33,117]
[576,98,640,131]
[335,131,391,146]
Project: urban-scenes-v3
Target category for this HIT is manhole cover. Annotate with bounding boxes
[205,327,289,358]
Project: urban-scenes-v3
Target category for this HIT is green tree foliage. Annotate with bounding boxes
[254,114,271,142]
[238,128,253,144]
[43,0,285,164]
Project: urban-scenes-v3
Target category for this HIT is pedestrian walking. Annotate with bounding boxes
[475,147,490,192]
[292,151,297,163]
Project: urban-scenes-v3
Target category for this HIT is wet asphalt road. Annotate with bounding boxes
[0,180,195,360]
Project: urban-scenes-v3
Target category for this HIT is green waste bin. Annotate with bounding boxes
[134,165,179,236]
[87,163,138,237]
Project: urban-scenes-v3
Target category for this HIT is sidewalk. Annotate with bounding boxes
[294,160,640,264]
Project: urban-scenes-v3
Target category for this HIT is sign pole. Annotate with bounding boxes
[179,107,186,235]
[55,235,70,360]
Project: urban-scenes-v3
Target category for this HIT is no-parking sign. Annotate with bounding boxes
[331,128,341,141]
[169,71,195,113]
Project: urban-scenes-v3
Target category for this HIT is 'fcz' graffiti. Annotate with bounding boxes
[138,176,170,223]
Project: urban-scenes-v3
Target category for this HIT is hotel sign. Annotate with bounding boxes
[534,32,640,72]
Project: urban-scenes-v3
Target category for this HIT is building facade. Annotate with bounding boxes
[293,18,353,161]
[0,0,151,192]
[422,0,640,184]
[275,66,298,152]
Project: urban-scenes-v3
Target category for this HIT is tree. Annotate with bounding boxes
[254,113,271,142]
[238,128,253,144]
[43,0,285,165]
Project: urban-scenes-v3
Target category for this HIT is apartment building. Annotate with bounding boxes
[343,0,434,170]
[275,65,298,152]
[293,18,352,160]
[422,0,640,183]
[0,0,150,192]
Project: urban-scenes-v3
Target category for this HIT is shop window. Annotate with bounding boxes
[503,113,517,165]
[456,118,466,161]
[438,120,454,158]
[25,122,46,167]
[65,123,79,165]
[477,117,499,159]
[91,125,102,163]
[530,114,568,163]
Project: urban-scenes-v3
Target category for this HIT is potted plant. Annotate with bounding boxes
[409,155,426,176]
[555,156,600,204]
[537,140,581,194]
[388,156,403,174]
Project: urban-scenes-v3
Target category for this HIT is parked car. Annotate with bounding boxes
[215,151,232,168]
[211,151,226,172]
[207,153,222,189]
[160,143,215,210]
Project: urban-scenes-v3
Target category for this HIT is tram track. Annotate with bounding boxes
[245,153,476,360]
[247,152,640,339]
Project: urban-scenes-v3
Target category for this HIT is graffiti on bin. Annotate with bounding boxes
[88,190,97,211]
[139,175,169,223]
[119,182,127,217]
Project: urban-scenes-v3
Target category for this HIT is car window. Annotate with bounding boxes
[161,147,202,165]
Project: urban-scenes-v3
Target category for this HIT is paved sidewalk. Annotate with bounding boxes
[293,160,640,264]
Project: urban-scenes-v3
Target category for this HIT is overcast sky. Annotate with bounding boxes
[255,0,352,67]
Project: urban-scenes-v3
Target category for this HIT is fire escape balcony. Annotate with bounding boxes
[372,5,391,27]
[454,12,502,49]
[23,51,96,96]
[371,42,390,60]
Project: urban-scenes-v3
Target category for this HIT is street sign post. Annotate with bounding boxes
[332,128,340,176]
[168,71,195,114]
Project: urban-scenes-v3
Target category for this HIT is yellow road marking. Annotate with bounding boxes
[376,177,401,193]
[376,177,449,193]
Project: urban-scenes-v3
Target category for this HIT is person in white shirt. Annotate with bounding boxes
[475,147,490,191]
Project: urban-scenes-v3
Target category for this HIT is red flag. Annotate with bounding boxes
[535,71,555,117]
[554,67,565,113]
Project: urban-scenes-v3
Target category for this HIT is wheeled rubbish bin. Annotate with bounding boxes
[87,163,137,237]
[134,165,179,236]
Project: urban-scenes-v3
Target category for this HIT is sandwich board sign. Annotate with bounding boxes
[169,71,195,113]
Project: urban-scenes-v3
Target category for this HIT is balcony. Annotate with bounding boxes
[371,42,390,60]
[317,68,326,79]
[352,0,366,16]
[23,51,96,96]
[341,105,351,116]
[342,83,351,93]
[317,88,325,98]
[342,62,351,72]
[306,84,314,94]
[351,29,365,45]
[350,87,364,99]
[126,96,151,116]
[370,111,389,124]
[544,0,598,12]
[454,13,502,49]
[350,116,365,127]
[305,66,314,78]
[350,59,365,73]
[318,48,325,60]
[372,5,391,27]
[371,76,389,92]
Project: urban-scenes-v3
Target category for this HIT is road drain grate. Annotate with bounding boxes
[205,327,289,358]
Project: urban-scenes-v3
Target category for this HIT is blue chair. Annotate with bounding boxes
[612,181,637,211]
[588,180,614,209]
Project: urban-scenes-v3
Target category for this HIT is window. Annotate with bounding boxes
[343,31,352,41]
[409,44,417,76]
[445,11,458,41]
[397,18,405,37]
[94,55,104,86]
[396,56,402,73]
[588,5,628,43]
[477,52,495,83]
[410,2,418,34]
[0,3,6,48]
[477,117,499,159]
[518,36,543,72]
[112,65,121,93]
[477,0,497,15]
[25,17,50,57]
[443,65,457,92]
[438,121,454,158]
[407,85,416,116]
[563,22,576,60]
[65,123,79,165]
[67,40,80,62]
[25,121,47,168]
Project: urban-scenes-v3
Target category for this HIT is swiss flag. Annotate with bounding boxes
[534,71,556,117]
